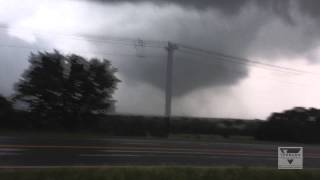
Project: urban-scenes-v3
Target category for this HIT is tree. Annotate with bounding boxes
[14,51,120,130]
[63,55,120,129]
[14,51,66,128]
[255,107,320,143]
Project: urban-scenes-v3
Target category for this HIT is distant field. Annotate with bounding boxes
[0,167,318,180]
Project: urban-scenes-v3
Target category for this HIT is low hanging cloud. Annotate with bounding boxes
[88,2,267,96]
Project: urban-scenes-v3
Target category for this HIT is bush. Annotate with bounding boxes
[255,107,320,143]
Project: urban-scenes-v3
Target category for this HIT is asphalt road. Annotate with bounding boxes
[0,135,319,168]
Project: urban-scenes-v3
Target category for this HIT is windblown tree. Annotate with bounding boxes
[14,51,120,129]
[63,55,119,128]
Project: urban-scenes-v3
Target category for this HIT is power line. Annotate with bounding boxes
[1,24,318,77]
[1,25,320,84]
[1,38,319,85]
[0,43,164,59]
[0,25,166,49]
[178,43,320,76]
[177,52,317,88]
[177,48,305,77]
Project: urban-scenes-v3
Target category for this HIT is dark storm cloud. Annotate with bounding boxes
[172,55,248,96]
[85,0,320,96]
[297,0,320,18]
[256,0,320,24]
[110,51,248,96]
[90,5,267,96]
[90,0,250,14]
[88,0,320,24]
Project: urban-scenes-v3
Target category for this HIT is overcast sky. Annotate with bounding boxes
[1,0,320,119]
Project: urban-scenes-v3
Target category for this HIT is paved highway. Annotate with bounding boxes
[0,135,319,168]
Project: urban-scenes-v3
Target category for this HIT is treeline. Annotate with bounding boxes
[98,115,261,137]
[170,117,260,138]
[0,98,260,138]
[0,94,261,139]
[1,92,260,138]
[3,93,320,143]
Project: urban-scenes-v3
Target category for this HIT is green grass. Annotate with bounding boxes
[0,167,319,180]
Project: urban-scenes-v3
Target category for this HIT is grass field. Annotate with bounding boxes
[0,167,319,180]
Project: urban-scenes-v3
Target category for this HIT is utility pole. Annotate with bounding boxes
[165,42,178,135]
[165,42,178,117]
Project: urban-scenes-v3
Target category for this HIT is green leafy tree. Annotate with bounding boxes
[14,51,66,128]
[14,51,120,130]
